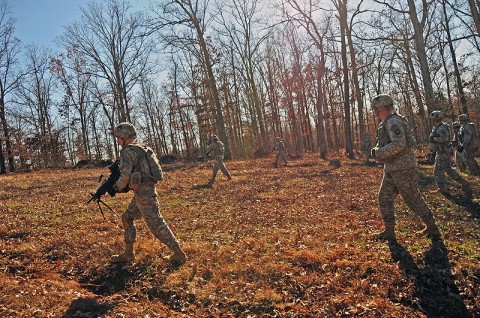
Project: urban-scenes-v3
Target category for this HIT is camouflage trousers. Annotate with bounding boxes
[121,194,180,251]
[378,168,435,226]
[275,151,288,166]
[454,150,467,172]
[211,156,231,180]
[464,148,480,176]
[434,154,468,188]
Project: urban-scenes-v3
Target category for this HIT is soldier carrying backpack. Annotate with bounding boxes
[111,122,187,266]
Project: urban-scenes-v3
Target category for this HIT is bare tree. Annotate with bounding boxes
[152,0,231,158]
[0,1,23,173]
[59,0,154,123]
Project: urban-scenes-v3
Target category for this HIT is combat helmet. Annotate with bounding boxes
[114,122,137,139]
[452,121,461,129]
[429,111,443,121]
[371,94,394,111]
[458,114,469,122]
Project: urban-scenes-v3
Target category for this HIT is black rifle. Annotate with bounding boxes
[87,160,121,219]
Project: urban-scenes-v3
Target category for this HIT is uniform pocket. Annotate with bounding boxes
[129,171,142,190]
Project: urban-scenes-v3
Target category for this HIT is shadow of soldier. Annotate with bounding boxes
[62,297,114,318]
[441,191,480,219]
[387,239,472,318]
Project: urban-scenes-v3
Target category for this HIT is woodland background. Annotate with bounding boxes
[1,0,480,172]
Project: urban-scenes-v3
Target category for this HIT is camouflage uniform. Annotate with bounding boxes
[112,122,186,264]
[452,122,467,172]
[116,145,181,251]
[459,115,480,176]
[429,121,471,193]
[274,137,288,167]
[370,94,440,240]
[206,135,231,184]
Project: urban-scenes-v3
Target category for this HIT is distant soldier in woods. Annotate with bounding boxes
[205,134,232,185]
[112,122,187,265]
[361,133,372,163]
[273,137,288,167]
[428,111,472,198]
[458,114,480,176]
[452,121,467,172]
[370,94,441,240]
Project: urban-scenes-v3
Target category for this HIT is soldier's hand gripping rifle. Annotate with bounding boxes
[87,160,121,219]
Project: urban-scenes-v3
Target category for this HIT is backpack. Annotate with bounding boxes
[128,144,164,182]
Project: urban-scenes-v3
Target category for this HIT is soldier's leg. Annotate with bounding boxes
[281,152,288,165]
[274,153,280,166]
[392,170,441,238]
[444,159,472,197]
[112,198,141,262]
[465,149,480,176]
[138,195,187,264]
[376,172,398,240]
[209,161,220,184]
[219,161,232,179]
[433,159,447,192]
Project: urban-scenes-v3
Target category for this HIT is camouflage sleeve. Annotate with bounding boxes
[375,119,408,160]
[432,125,449,143]
[115,147,137,191]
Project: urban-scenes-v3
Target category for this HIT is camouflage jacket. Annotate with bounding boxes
[460,123,477,150]
[275,140,286,152]
[116,144,157,196]
[429,123,453,155]
[206,140,225,158]
[375,113,417,172]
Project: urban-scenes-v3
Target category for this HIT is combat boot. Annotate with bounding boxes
[373,223,396,241]
[417,220,441,238]
[168,247,187,266]
[111,242,135,263]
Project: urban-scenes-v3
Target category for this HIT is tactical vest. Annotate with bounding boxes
[430,123,453,154]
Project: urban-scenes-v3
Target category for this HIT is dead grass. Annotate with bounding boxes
[0,153,479,317]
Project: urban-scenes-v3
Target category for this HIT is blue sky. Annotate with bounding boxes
[8,0,149,49]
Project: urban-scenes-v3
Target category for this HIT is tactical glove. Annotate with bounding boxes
[429,135,436,143]
[371,148,377,159]
[458,145,464,152]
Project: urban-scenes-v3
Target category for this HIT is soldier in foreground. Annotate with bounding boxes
[458,114,480,176]
[370,95,441,240]
[112,122,187,265]
[206,134,232,185]
[452,121,467,172]
[428,111,472,198]
[273,137,288,167]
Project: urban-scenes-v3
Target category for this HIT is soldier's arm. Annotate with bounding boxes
[115,148,137,191]
[375,121,408,160]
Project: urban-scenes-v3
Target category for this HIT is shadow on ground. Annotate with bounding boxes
[388,239,472,317]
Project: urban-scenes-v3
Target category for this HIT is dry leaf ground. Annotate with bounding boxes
[1,153,479,317]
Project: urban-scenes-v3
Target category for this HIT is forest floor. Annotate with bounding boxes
[0,153,479,317]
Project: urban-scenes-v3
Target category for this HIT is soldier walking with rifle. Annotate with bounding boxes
[205,134,232,186]
[273,137,288,167]
[428,111,472,198]
[110,122,187,265]
[458,113,480,176]
[369,94,441,241]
